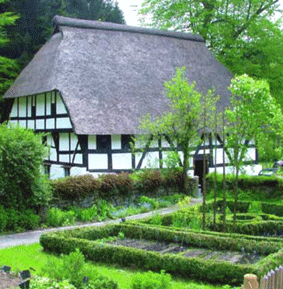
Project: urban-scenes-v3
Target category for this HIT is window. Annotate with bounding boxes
[63,166,71,177]
[97,135,111,151]
[122,135,133,150]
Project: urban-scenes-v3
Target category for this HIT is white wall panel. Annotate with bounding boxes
[36,119,45,130]
[70,166,87,176]
[56,96,67,114]
[88,135,96,150]
[18,97,26,117]
[10,100,18,117]
[27,97,32,117]
[112,153,132,170]
[150,139,159,148]
[50,164,65,179]
[36,94,45,116]
[71,133,79,150]
[138,152,159,169]
[8,120,18,126]
[59,154,70,163]
[50,148,57,161]
[19,120,26,128]
[74,153,83,164]
[56,117,72,129]
[46,92,51,115]
[60,133,69,151]
[161,137,170,148]
[244,148,255,162]
[89,154,108,170]
[112,135,121,150]
[27,120,35,130]
[46,118,55,129]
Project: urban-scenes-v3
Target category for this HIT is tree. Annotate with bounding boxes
[0,124,51,211]
[0,0,19,95]
[0,0,125,85]
[139,0,283,107]
[224,75,282,226]
[139,67,218,194]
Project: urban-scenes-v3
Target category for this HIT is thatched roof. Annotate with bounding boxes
[4,16,233,135]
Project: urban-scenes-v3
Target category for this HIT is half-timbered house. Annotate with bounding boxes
[3,16,261,180]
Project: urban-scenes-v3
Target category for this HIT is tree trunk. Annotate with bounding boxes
[222,112,227,232]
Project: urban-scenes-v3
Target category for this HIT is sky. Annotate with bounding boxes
[117,0,283,27]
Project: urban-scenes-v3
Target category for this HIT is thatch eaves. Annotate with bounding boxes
[4,16,233,135]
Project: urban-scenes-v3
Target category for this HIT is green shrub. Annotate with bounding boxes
[0,124,51,210]
[46,208,76,227]
[131,270,172,289]
[75,205,98,222]
[30,276,76,289]
[0,206,8,232]
[19,209,40,230]
[41,248,118,289]
[262,203,283,216]
[133,169,163,193]
[51,174,100,201]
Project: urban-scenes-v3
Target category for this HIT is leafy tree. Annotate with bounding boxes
[139,67,218,194]
[224,75,282,226]
[140,0,283,107]
[0,124,51,211]
[0,0,19,95]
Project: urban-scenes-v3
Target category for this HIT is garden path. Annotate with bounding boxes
[0,198,201,249]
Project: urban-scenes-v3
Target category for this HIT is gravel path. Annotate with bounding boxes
[0,198,201,249]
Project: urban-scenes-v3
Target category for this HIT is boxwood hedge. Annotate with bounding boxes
[40,224,283,285]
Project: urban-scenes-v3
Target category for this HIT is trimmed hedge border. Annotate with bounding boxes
[40,224,283,285]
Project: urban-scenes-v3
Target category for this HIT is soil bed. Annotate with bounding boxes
[0,270,23,289]
[110,238,262,265]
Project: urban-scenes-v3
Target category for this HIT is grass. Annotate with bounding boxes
[0,243,227,289]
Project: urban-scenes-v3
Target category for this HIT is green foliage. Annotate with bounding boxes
[140,0,283,108]
[0,124,51,210]
[0,206,40,232]
[46,207,76,227]
[131,270,172,289]
[41,248,118,289]
[40,223,283,285]
[138,67,218,193]
[30,275,76,289]
[51,174,100,201]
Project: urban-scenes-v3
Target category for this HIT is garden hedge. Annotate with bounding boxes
[40,224,283,285]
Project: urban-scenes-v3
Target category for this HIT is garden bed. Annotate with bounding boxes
[40,223,283,285]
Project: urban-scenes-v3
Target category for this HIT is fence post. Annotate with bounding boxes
[242,274,259,289]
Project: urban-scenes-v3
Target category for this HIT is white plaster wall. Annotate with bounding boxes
[36,119,45,130]
[19,120,26,128]
[56,118,72,129]
[27,120,35,130]
[161,137,170,148]
[60,133,69,151]
[46,92,51,115]
[59,154,70,163]
[208,164,262,176]
[10,100,18,117]
[36,94,45,116]
[89,154,108,170]
[70,166,87,176]
[244,148,256,162]
[27,97,32,117]
[74,153,83,164]
[46,119,55,129]
[71,133,79,150]
[18,97,26,117]
[112,153,132,170]
[149,139,159,148]
[136,151,159,169]
[50,148,57,161]
[88,135,96,150]
[112,135,121,150]
[49,164,65,179]
[56,96,67,114]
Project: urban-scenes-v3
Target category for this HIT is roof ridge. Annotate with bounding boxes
[52,15,205,43]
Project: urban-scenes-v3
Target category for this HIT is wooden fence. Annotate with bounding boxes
[242,266,283,289]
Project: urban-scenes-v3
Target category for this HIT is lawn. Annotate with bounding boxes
[0,243,229,289]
